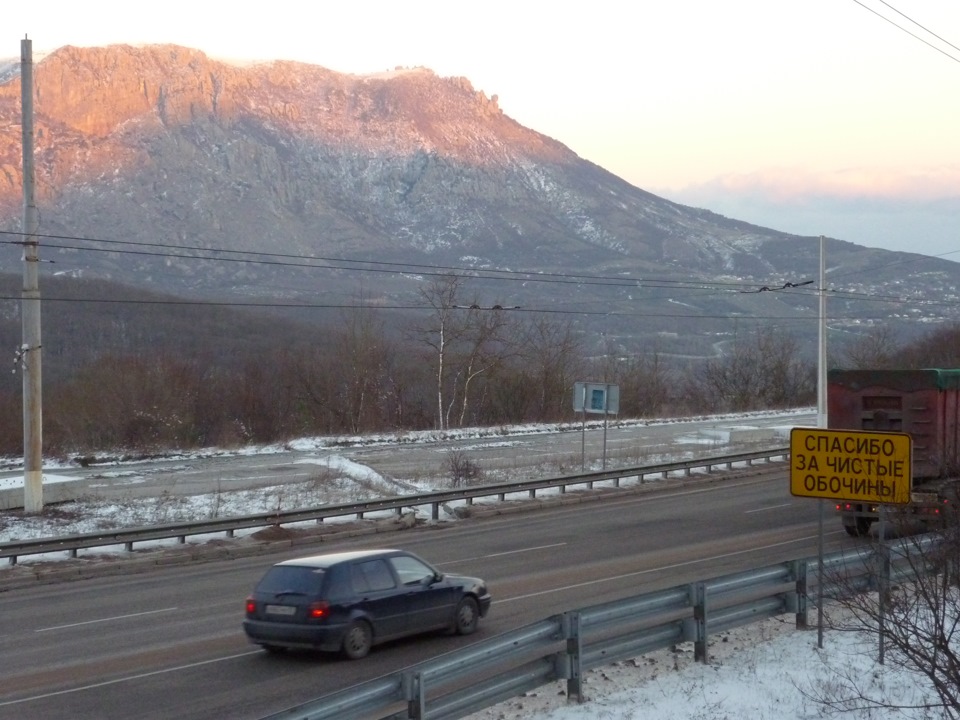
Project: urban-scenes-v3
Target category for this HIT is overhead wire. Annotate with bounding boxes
[0,291,869,322]
[0,229,782,292]
[851,0,960,64]
[2,225,956,319]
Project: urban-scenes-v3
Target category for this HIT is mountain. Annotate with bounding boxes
[0,44,957,359]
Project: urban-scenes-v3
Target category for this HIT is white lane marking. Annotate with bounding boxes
[499,533,841,603]
[36,607,179,632]
[0,651,263,707]
[745,503,794,514]
[445,543,567,565]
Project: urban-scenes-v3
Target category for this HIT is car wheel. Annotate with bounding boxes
[453,597,479,635]
[341,620,373,660]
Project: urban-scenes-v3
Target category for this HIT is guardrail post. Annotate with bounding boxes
[562,610,584,703]
[404,670,424,719]
[878,538,891,666]
[690,582,708,663]
[791,560,808,629]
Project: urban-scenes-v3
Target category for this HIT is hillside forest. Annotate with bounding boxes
[0,273,953,458]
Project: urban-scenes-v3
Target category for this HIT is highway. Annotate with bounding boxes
[0,412,811,503]
[0,458,859,720]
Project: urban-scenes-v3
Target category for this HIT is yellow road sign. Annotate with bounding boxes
[789,428,912,504]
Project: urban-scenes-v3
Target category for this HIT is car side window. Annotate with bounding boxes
[356,559,397,592]
[389,555,435,586]
[351,564,370,593]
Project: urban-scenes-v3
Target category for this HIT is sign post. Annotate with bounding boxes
[789,427,911,656]
[573,383,620,471]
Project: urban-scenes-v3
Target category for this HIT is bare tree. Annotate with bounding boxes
[688,327,815,412]
[842,326,901,369]
[411,275,515,430]
[612,350,673,417]
[894,322,960,369]
[518,316,584,420]
[334,303,394,433]
[810,511,960,717]
[412,275,464,431]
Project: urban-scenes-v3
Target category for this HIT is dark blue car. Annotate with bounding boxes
[243,548,492,659]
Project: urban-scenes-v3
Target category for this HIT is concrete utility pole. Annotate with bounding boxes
[21,36,43,512]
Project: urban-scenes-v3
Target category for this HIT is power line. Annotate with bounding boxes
[3,233,958,317]
[0,282,950,318]
[851,0,960,64]
[0,230,763,292]
[874,0,960,56]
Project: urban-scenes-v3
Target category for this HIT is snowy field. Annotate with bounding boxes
[0,410,808,544]
[0,409,945,719]
[470,604,941,720]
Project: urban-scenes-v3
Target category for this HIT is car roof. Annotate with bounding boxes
[273,549,404,569]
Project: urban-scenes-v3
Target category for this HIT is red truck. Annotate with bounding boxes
[829,368,960,536]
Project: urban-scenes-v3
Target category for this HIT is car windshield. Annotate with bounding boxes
[256,566,325,596]
[389,555,436,585]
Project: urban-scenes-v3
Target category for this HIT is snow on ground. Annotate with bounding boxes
[470,605,941,720]
[5,408,937,719]
[0,409,808,543]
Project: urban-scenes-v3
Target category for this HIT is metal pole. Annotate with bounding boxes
[817,235,827,429]
[602,385,609,471]
[816,234,827,648]
[878,505,886,665]
[580,386,586,472]
[21,37,43,512]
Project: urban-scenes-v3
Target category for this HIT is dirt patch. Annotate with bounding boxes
[249,524,299,541]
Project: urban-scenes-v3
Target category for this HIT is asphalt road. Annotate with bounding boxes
[0,460,858,720]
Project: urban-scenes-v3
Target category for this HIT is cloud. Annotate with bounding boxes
[663,172,960,256]
[673,166,960,205]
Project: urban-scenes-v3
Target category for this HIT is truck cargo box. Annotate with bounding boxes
[827,368,960,480]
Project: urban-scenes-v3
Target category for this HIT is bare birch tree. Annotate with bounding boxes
[413,275,465,431]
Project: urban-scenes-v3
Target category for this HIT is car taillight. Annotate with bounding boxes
[308,601,329,619]
[245,597,256,615]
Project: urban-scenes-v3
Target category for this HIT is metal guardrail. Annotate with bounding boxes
[263,536,938,720]
[0,447,788,565]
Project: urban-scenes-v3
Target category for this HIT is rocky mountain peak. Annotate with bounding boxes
[0,44,567,188]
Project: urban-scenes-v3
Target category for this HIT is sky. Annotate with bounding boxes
[4,0,960,257]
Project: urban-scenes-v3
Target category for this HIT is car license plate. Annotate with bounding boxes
[265,604,297,616]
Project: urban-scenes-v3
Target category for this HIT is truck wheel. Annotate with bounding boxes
[846,518,873,537]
